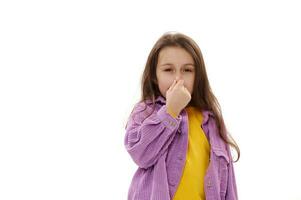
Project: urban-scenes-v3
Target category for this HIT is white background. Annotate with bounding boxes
[1,0,301,199]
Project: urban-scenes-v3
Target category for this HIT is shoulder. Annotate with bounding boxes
[132,100,156,114]
[126,100,157,126]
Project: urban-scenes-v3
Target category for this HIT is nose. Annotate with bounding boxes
[175,75,183,81]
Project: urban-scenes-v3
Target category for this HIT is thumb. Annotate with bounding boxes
[184,86,191,94]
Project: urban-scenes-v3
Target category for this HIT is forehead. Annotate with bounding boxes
[158,46,194,65]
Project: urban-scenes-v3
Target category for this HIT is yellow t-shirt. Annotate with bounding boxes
[172,106,211,200]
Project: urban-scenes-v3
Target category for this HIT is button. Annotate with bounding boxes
[177,155,183,160]
[169,181,176,186]
[207,180,213,188]
[167,119,176,127]
[168,178,176,186]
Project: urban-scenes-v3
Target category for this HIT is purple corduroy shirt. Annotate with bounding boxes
[124,95,238,200]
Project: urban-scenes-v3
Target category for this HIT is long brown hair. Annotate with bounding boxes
[127,31,240,162]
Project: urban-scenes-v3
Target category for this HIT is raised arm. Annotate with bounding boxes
[124,102,182,169]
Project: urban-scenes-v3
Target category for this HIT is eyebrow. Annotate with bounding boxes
[160,63,195,67]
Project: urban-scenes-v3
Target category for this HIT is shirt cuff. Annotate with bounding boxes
[156,105,182,130]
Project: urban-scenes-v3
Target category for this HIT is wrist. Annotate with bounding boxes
[167,106,179,118]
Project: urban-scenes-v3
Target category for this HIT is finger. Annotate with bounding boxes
[168,79,177,91]
[174,79,184,88]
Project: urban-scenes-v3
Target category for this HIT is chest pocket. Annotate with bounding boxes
[211,148,230,200]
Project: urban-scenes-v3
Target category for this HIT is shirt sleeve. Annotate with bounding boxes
[124,102,182,169]
[225,147,239,200]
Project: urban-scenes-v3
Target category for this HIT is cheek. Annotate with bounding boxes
[158,80,173,93]
[162,82,171,91]
[186,79,195,92]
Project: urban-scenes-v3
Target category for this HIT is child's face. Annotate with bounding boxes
[156,46,195,98]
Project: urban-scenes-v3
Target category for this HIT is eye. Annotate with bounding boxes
[185,69,193,72]
[163,68,193,72]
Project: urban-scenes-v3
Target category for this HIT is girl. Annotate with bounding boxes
[124,31,240,200]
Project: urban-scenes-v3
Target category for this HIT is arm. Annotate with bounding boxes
[167,106,179,118]
[124,102,182,169]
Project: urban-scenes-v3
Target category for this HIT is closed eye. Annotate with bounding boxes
[164,69,193,72]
